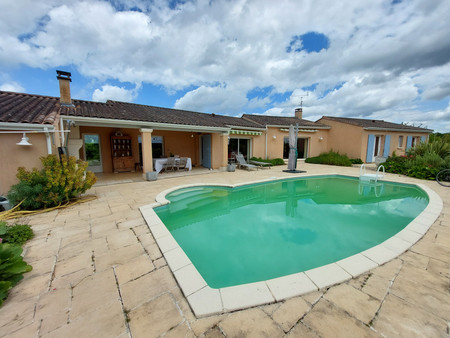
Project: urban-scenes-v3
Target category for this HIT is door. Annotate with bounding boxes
[83,134,103,172]
[297,138,308,158]
[201,135,211,168]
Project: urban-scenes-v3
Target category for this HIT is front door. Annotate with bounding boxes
[201,135,211,168]
[83,134,103,172]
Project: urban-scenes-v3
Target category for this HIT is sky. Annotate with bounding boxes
[0,0,449,132]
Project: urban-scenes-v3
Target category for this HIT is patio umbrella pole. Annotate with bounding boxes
[283,123,306,174]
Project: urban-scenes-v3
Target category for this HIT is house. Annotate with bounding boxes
[242,108,330,160]
[317,116,432,163]
[0,71,433,195]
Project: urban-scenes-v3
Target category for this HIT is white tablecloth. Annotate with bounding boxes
[153,157,192,173]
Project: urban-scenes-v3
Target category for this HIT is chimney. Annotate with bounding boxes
[295,108,303,120]
[56,70,72,106]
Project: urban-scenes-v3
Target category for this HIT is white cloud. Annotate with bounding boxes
[0,82,25,92]
[0,0,449,130]
[92,84,138,102]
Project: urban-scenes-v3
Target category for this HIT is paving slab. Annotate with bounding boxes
[128,293,183,338]
[120,266,177,311]
[373,293,448,337]
[272,297,311,332]
[219,308,284,338]
[302,299,379,338]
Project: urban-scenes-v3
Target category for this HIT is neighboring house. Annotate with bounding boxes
[242,109,330,160]
[317,116,432,163]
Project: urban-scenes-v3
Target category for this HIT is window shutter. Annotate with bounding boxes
[383,135,391,157]
[366,134,375,162]
[420,136,426,143]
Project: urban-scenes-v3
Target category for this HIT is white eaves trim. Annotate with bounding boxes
[363,127,432,133]
[0,122,56,131]
[60,115,230,133]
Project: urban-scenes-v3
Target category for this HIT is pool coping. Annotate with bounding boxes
[139,174,443,317]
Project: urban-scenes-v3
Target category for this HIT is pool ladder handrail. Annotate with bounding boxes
[360,164,385,183]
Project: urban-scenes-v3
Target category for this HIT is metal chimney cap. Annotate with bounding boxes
[56,70,72,81]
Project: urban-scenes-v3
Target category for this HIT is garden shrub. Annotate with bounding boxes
[350,158,364,165]
[250,157,285,165]
[384,135,450,180]
[7,155,97,210]
[305,151,353,167]
[0,222,34,246]
[0,244,32,306]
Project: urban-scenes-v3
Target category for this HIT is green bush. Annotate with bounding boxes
[0,222,34,246]
[384,136,450,180]
[305,151,353,167]
[7,155,97,210]
[350,158,364,164]
[250,157,285,165]
[0,244,32,306]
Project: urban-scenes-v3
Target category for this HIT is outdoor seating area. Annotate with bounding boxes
[153,156,192,173]
[235,153,258,171]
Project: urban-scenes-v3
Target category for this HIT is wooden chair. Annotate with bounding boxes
[176,157,188,171]
[162,157,176,172]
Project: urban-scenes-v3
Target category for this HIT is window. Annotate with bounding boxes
[152,136,164,158]
[398,135,404,148]
[228,138,250,160]
[283,137,309,159]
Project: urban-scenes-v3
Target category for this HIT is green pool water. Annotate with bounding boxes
[155,175,428,288]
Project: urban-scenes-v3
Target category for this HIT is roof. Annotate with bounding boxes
[320,116,433,132]
[0,91,263,130]
[242,114,330,129]
[0,91,59,125]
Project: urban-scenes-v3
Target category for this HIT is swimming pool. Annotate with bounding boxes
[140,174,442,316]
[155,176,428,288]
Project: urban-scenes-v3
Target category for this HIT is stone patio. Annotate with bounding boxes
[0,163,449,337]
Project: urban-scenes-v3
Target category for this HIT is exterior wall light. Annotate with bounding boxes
[17,133,32,146]
[272,135,277,139]
[319,136,324,141]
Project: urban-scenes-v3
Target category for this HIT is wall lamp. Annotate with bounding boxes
[17,133,32,146]
[272,135,277,140]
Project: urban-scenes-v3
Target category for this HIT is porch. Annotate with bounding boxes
[93,166,216,186]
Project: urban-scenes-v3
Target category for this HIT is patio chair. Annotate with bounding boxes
[249,159,272,169]
[235,154,258,171]
[175,157,188,171]
[162,157,176,172]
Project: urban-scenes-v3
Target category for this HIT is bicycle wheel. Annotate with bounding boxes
[436,169,450,187]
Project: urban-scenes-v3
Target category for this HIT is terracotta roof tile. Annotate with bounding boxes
[0,91,59,125]
[242,114,330,128]
[320,116,432,132]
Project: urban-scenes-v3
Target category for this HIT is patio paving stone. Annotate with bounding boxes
[372,293,448,337]
[219,307,284,338]
[390,272,450,319]
[323,284,380,324]
[70,269,120,319]
[0,297,38,336]
[0,164,448,337]
[54,251,93,278]
[106,228,138,250]
[302,299,379,338]
[114,254,155,285]
[94,242,146,272]
[128,293,183,338]
[285,322,321,337]
[271,297,311,332]
[120,266,177,311]
[42,297,127,338]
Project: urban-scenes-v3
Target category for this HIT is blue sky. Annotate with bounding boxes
[1,0,449,132]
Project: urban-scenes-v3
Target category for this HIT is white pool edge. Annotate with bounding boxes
[139,175,443,318]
